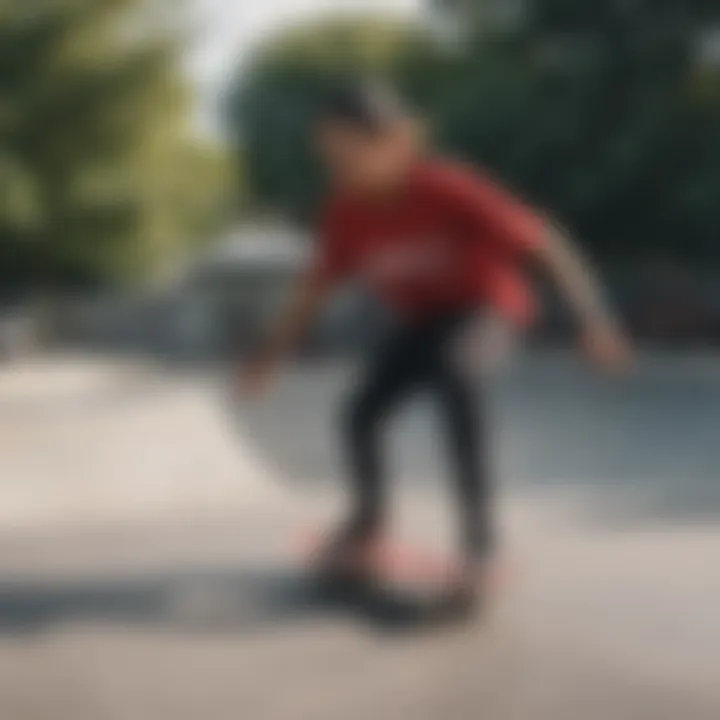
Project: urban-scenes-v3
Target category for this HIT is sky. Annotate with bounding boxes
[186,0,422,136]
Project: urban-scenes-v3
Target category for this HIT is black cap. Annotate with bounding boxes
[317,79,409,133]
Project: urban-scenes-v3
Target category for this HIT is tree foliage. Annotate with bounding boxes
[229,2,720,266]
[0,0,232,291]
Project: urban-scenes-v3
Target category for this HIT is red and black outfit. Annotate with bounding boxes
[317,158,545,559]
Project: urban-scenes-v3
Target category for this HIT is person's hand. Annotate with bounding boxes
[236,352,277,400]
[580,319,634,373]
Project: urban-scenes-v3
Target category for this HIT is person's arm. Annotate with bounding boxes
[534,220,633,370]
[438,166,632,370]
[241,197,353,395]
[240,268,334,396]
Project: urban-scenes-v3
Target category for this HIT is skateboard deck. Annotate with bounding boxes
[311,569,478,627]
[296,529,463,580]
[294,529,480,627]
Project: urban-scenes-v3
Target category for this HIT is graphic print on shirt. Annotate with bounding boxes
[319,159,544,323]
[360,236,453,292]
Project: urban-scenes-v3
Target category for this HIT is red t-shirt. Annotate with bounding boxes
[317,158,545,324]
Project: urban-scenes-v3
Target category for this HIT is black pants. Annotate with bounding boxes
[342,308,493,561]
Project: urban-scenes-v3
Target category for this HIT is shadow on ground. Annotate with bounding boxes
[0,565,466,637]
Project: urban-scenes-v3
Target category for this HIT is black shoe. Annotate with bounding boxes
[313,518,381,580]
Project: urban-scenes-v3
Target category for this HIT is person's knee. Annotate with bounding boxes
[341,393,376,444]
[439,373,474,409]
[437,373,482,435]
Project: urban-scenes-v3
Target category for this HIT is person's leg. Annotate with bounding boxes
[340,325,425,542]
[434,363,493,562]
[425,312,495,564]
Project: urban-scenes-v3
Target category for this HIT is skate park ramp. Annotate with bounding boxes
[0,356,287,527]
[0,354,719,720]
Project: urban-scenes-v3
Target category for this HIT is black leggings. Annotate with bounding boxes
[342,308,493,561]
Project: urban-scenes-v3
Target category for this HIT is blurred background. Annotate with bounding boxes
[1,2,719,719]
[2,0,720,357]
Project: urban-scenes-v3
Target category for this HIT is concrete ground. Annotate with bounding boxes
[0,354,719,719]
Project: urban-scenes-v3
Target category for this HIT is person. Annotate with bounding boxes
[240,80,632,600]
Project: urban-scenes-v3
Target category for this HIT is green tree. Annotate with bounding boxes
[0,0,232,291]
[418,0,720,263]
[228,2,720,266]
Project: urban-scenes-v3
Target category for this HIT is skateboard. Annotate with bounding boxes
[295,530,482,627]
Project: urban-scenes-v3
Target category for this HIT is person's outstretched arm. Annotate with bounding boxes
[240,198,353,396]
[535,220,632,370]
[240,268,334,396]
[439,167,633,370]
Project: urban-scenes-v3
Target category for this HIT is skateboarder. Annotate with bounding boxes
[240,80,632,600]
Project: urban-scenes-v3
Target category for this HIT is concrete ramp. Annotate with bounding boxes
[1,356,719,720]
[0,357,285,527]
